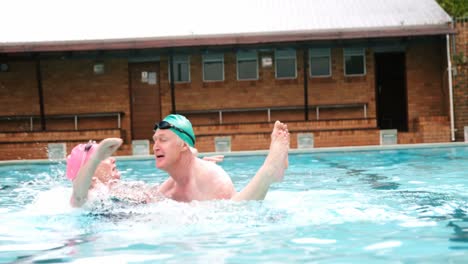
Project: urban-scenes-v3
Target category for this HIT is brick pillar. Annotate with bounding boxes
[453,19,468,141]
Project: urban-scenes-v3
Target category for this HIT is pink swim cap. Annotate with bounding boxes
[66,140,97,181]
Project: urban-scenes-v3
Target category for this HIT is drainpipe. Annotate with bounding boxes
[303,48,309,121]
[446,34,455,141]
[35,57,46,131]
[169,50,176,114]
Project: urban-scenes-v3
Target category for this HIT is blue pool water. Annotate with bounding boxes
[0,145,467,263]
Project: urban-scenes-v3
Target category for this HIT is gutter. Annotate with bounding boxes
[0,25,456,53]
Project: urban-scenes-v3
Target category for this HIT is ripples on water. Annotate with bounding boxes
[0,146,468,263]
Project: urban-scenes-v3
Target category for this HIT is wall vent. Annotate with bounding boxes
[47,143,66,160]
[297,133,314,149]
[380,129,398,145]
[132,140,150,155]
[215,136,231,152]
[465,126,468,143]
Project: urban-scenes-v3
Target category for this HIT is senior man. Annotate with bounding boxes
[154,114,289,202]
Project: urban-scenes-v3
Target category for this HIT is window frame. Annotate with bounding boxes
[343,48,366,76]
[274,49,297,79]
[168,55,191,83]
[309,48,332,78]
[236,50,258,81]
[202,53,224,82]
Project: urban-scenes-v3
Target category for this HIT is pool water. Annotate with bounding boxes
[0,145,467,263]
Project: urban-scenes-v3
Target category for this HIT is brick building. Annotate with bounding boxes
[0,0,463,160]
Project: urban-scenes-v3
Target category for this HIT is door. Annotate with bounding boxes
[129,62,161,140]
[375,52,408,131]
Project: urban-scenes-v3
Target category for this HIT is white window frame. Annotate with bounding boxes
[343,48,366,76]
[202,53,224,82]
[168,55,191,83]
[275,49,297,79]
[309,48,332,78]
[236,50,258,81]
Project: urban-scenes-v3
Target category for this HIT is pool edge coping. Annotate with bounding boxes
[1,141,467,165]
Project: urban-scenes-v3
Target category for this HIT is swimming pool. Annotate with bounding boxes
[0,144,467,263]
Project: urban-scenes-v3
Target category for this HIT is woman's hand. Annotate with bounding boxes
[202,155,224,163]
[94,138,123,161]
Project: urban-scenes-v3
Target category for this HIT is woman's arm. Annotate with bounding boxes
[190,146,224,163]
[70,138,122,207]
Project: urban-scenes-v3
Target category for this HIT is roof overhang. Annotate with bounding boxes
[0,25,455,54]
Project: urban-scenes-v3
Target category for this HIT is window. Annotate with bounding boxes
[309,48,331,77]
[275,49,297,79]
[168,55,190,83]
[202,53,224,81]
[344,48,366,76]
[237,50,258,80]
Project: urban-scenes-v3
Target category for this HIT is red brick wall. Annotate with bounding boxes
[41,59,129,113]
[0,61,40,115]
[158,52,305,121]
[417,116,451,143]
[309,48,375,116]
[0,59,132,141]
[406,38,447,129]
[41,59,131,140]
[157,42,447,130]
[0,129,128,160]
[453,19,468,141]
[187,129,381,152]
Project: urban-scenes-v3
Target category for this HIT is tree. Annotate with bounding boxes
[436,0,468,18]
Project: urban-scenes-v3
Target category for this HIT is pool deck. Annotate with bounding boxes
[0,142,467,165]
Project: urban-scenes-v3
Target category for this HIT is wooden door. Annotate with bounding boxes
[129,62,161,140]
[375,52,408,131]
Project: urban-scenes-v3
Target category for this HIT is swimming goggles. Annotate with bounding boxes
[79,140,96,168]
[153,121,195,145]
[84,140,96,152]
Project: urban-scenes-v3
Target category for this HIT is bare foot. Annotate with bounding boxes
[264,121,290,182]
[230,121,290,201]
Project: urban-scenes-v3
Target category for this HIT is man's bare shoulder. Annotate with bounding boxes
[196,158,229,177]
[195,158,235,198]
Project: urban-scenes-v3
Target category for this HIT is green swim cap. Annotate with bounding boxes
[162,114,196,147]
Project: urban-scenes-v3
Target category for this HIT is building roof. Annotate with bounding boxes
[0,0,453,53]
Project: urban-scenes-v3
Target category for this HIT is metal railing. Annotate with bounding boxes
[0,112,124,131]
[178,103,368,124]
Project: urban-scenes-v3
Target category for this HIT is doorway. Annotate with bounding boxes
[375,52,408,131]
[129,62,161,140]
